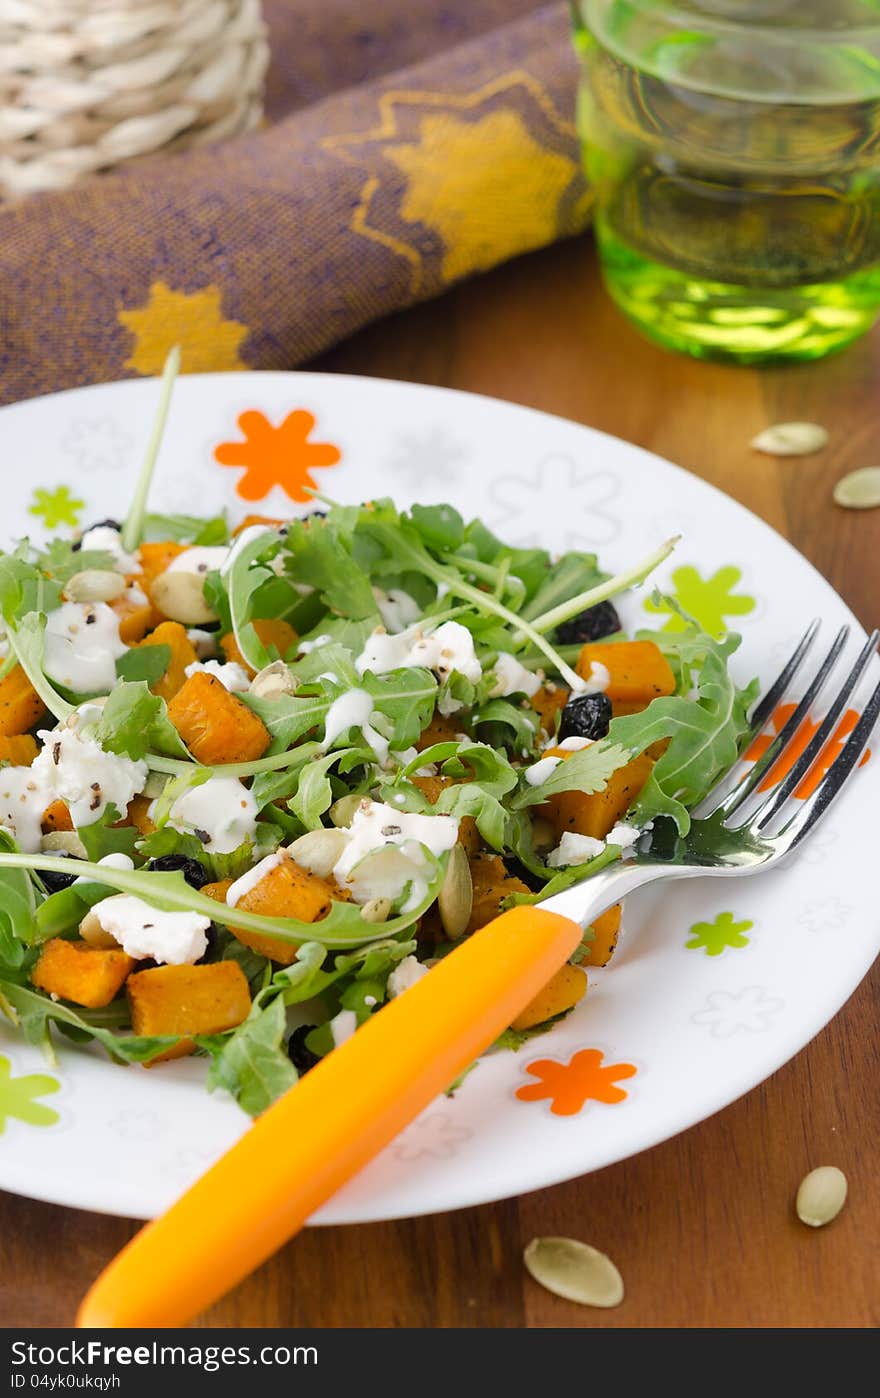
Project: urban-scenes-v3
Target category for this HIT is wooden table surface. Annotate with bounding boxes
[2,235,878,1330]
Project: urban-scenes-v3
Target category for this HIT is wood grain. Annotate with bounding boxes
[1,235,877,1329]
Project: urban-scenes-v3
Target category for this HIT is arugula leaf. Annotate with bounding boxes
[609,622,757,833]
[471,698,540,757]
[0,551,62,624]
[512,740,632,810]
[281,517,378,620]
[116,644,170,685]
[200,994,297,1116]
[224,529,280,673]
[5,611,73,720]
[34,885,89,940]
[0,980,177,1065]
[135,826,256,882]
[409,503,465,553]
[37,541,120,587]
[142,513,229,545]
[286,748,358,830]
[76,806,140,862]
[96,681,189,761]
[0,831,35,967]
[520,551,604,623]
[245,668,437,753]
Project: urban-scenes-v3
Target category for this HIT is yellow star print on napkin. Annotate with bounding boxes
[118,282,249,375]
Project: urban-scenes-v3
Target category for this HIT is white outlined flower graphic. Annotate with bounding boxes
[390,1112,472,1162]
[61,418,132,473]
[387,427,465,485]
[106,1110,164,1142]
[487,453,621,549]
[797,898,853,935]
[691,986,785,1038]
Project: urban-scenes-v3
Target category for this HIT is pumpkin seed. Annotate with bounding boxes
[524,1236,624,1308]
[64,569,127,603]
[750,422,829,457]
[329,794,364,829]
[437,843,472,939]
[249,659,298,700]
[832,466,880,510]
[79,902,120,949]
[287,826,348,879]
[530,816,556,853]
[361,896,393,924]
[150,569,218,625]
[142,771,167,799]
[40,830,88,859]
[796,1165,848,1227]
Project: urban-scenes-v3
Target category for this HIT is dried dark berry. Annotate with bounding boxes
[146,854,211,889]
[558,692,612,743]
[288,1025,320,1074]
[71,519,122,551]
[39,851,78,893]
[555,600,621,646]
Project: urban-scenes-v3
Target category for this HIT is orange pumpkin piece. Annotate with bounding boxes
[111,590,156,644]
[31,938,136,1009]
[229,854,335,964]
[415,713,461,752]
[201,878,233,903]
[126,795,156,837]
[530,683,570,735]
[466,853,530,935]
[0,666,47,737]
[220,618,298,675]
[585,904,622,967]
[41,799,73,833]
[412,774,480,856]
[0,734,38,765]
[576,640,675,714]
[167,671,271,765]
[137,621,198,702]
[510,962,587,1031]
[127,961,251,1063]
[137,541,186,594]
[543,751,655,841]
[232,514,284,536]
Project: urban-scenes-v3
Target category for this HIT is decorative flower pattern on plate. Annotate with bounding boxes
[797,898,854,935]
[386,426,465,484]
[61,418,132,473]
[0,1054,60,1134]
[685,911,753,957]
[643,563,756,637]
[214,409,341,502]
[691,987,785,1039]
[390,1112,472,1162]
[106,1110,165,1142]
[28,485,84,530]
[488,454,620,549]
[516,1048,637,1117]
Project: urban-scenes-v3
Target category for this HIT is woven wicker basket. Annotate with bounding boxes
[0,0,268,199]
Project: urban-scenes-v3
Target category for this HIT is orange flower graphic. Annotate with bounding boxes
[516,1048,637,1117]
[743,703,870,799]
[214,409,341,502]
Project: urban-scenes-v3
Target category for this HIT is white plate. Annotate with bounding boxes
[0,372,877,1223]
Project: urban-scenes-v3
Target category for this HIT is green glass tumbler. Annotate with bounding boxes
[571,1,880,362]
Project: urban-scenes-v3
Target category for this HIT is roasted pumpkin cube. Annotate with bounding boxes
[466,853,530,935]
[0,666,47,737]
[127,961,251,1063]
[585,903,622,967]
[412,774,481,856]
[544,752,654,841]
[111,590,156,643]
[530,683,570,735]
[230,854,334,964]
[167,671,271,765]
[138,621,198,702]
[510,962,587,1031]
[41,799,73,833]
[0,734,38,765]
[32,938,136,1009]
[137,541,186,594]
[201,878,234,903]
[415,712,461,752]
[126,795,156,837]
[220,619,298,675]
[576,640,675,714]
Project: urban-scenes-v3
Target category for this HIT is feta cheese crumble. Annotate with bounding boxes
[355,620,482,688]
[387,954,429,998]
[372,586,421,633]
[607,822,640,853]
[329,1009,358,1046]
[184,659,250,693]
[32,714,147,826]
[582,661,611,695]
[524,755,562,787]
[161,775,258,854]
[490,652,542,698]
[78,525,139,574]
[43,601,127,694]
[0,766,52,852]
[91,894,209,964]
[546,832,605,868]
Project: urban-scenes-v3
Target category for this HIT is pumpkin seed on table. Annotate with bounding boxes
[832,467,880,511]
[750,422,829,457]
[523,1236,624,1308]
[796,1166,848,1228]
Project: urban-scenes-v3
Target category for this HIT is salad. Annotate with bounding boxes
[0,384,757,1117]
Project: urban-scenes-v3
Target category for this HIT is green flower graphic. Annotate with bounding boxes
[686,911,753,957]
[29,485,85,530]
[645,564,756,637]
[0,1053,61,1133]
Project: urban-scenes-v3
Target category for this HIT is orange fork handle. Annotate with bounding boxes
[77,905,582,1328]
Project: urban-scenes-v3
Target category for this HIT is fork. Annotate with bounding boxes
[76,619,880,1328]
